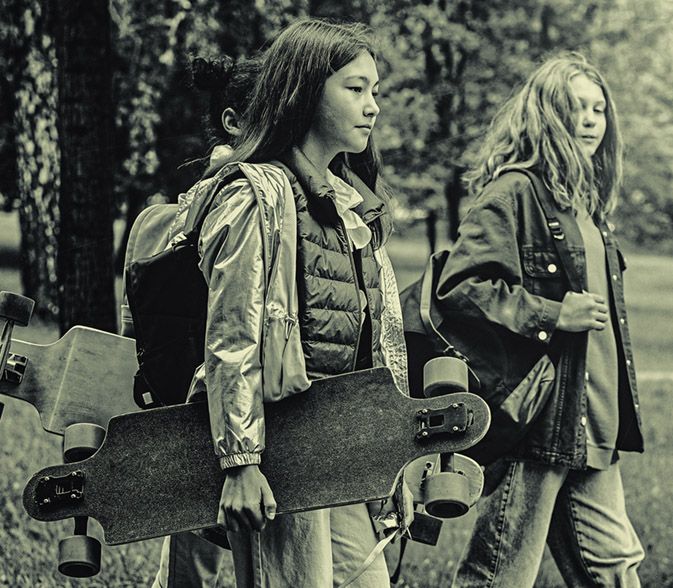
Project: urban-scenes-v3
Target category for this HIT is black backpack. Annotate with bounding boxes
[399,249,480,399]
[124,167,245,408]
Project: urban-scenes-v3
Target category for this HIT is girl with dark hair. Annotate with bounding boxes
[177,18,408,588]
[438,52,644,587]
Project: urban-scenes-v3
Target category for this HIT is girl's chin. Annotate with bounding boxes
[344,143,368,155]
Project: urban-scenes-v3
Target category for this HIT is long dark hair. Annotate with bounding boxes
[218,19,393,245]
[229,19,377,164]
[191,54,261,148]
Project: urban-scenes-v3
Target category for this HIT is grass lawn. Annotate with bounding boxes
[1,212,672,586]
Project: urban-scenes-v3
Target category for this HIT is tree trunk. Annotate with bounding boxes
[444,165,465,243]
[53,0,116,334]
[12,0,61,323]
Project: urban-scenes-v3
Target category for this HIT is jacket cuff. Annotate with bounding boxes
[219,452,262,470]
[536,299,562,344]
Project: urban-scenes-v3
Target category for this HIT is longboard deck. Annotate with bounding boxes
[1,326,139,434]
[24,367,490,545]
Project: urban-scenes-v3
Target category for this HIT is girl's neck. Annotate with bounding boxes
[298,134,337,180]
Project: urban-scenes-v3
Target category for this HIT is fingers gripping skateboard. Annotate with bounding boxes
[58,423,106,578]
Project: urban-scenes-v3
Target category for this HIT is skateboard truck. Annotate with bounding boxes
[2,352,28,384]
[0,292,34,382]
[0,292,33,427]
[35,471,85,508]
[416,402,471,441]
[57,423,106,578]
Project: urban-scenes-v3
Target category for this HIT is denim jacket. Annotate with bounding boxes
[436,171,643,468]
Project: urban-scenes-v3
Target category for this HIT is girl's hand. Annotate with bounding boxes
[218,464,277,533]
[557,290,608,332]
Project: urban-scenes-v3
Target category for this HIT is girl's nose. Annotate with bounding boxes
[582,108,596,127]
[365,95,380,117]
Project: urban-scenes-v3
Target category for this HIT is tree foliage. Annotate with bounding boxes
[1,0,61,321]
[1,0,673,324]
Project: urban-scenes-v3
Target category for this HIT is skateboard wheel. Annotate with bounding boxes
[0,292,35,327]
[58,535,101,577]
[454,453,485,508]
[423,471,470,519]
[63,423,106,463]
[423,356,469,397]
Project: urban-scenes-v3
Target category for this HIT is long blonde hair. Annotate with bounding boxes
[465,52,623,216]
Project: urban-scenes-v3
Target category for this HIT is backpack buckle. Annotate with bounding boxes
[548,220,565,240]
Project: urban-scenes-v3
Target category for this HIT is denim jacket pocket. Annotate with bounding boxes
[522,246,565,298]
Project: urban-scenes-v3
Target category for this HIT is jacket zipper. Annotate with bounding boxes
[340,218,364,372]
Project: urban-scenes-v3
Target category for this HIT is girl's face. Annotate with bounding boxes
[569,73,607,159]
[307,51,380,162]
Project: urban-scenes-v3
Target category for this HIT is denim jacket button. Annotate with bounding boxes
[612,274,618,281]
[537,330,548,341]
[547,263,557,274]
[626,359,632,366]
[620,318,625,325]
[580,416,587,426]
[585,371,590,382]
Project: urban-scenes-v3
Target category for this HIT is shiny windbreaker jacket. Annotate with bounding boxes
[177,161,407,470]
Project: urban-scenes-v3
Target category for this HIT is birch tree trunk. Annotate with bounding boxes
[12,0,61,322]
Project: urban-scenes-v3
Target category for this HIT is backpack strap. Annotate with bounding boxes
[514,169,584,293]
[418,249,479,388]
[419,250,450,348]
[182,167,246,241]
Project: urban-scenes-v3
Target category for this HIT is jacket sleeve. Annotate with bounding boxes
[197,178,268,469]
[436,187,561,343]
[376,246,409,396]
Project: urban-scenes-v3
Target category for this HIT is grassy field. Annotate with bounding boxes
[1,212,672,586]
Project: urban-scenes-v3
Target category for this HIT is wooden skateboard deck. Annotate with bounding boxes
[24,367,490,545]
[0,326,139,435]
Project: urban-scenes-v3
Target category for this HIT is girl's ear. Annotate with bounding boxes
[221,107,241,137]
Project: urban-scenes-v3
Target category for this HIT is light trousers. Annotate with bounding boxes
[152,503,388,588]
[228,503,389,588]
[152,531,226,588]
[451,458,644,588]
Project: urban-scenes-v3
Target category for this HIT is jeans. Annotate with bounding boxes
[227,503,389,588]
[452,458,643,588]
[152,531,227,588]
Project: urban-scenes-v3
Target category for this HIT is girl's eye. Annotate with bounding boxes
[348,86,363,93]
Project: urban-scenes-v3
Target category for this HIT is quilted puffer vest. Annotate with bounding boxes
[277,150,384,379]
